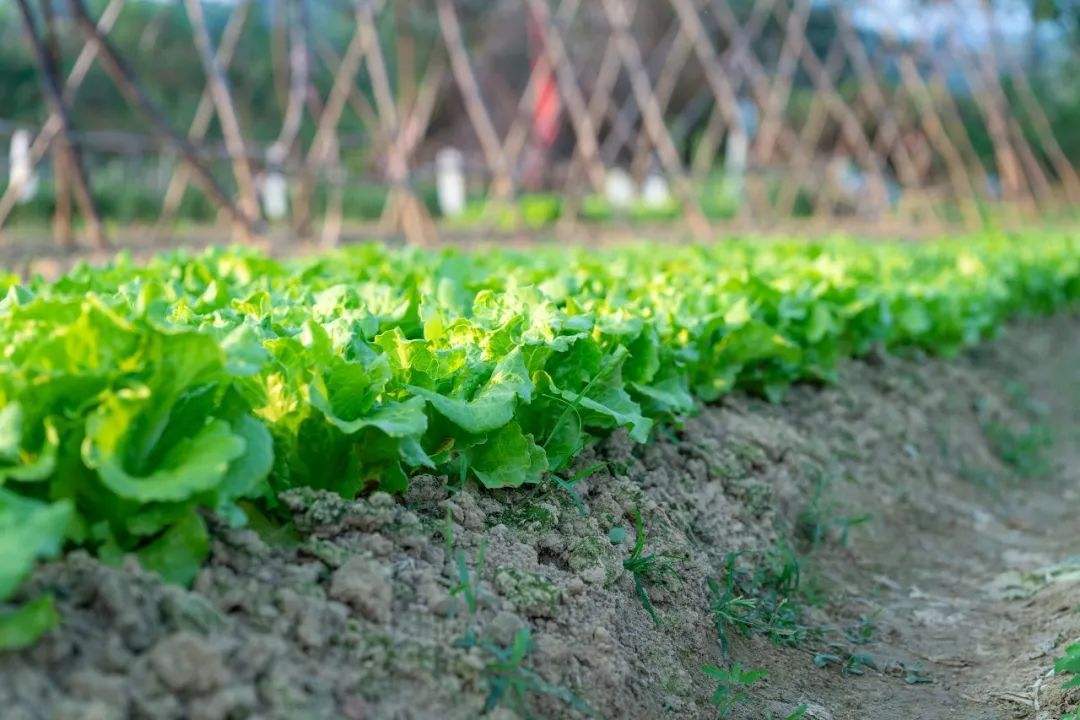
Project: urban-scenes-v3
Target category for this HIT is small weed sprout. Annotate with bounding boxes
[481,628,593,718]
[623,508,676,626]
[707,553,759,654]
[813,649,877,676]
[551,461,606,517]
[796,471,869,548]
[902,663,932,685]
[1056,642,1080,686]
[709,547,811,652]
[844,614,879,645]
[444,508,488,648]
[441,515,591,717]
[984,420,1052,477]
[702,663,768,717]
[1056,643,1080,720]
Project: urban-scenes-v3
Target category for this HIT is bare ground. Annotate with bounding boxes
[1,313,1078,720]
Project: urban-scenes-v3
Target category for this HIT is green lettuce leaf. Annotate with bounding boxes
[0,490,72,600]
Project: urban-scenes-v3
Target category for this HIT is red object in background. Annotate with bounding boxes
[528,8,561,149]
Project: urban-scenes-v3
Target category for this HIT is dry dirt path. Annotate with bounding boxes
[747,314,1080,720]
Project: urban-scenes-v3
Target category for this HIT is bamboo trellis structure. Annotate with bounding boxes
[1,0,1076,248]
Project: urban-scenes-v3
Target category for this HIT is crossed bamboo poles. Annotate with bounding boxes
[3,0,1073,250]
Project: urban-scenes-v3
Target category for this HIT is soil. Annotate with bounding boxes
[1,313,1078,720]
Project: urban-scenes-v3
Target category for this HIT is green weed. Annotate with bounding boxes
[550,461,606,517]
[796,471,870,548]
[623,508,676,626]
[444,508,488,648]
[984,420,1052,477]
[1058,643,1080,720]
[844,614,879,645]
[481,628,593,717]
[702,663,768,717]
[1056,642,1080,687]
[902,663,933,685]
[708,548,811,653]
[813,648,878,676]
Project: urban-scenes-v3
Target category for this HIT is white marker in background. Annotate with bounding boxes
[9,129,38,203]
[724,129,748,198]
[725,99,757,202]
[604,167,635,210]
[261,143,289,221]
[641,171,671,209]
[437,147,465,218]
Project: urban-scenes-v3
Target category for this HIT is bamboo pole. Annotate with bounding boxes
[314,32,442,244]
[793,28,891,217]
[701,0,810,216]
[0,0,124,238]
[668,0,753,219]
[894,49,982,228]
[272,0,309,161]
[15,0,107,249]
[315,39,382,143]
[136,0,171,54]
[358,0,436,246]
[628,14,693,182]
[396,2,418,120]
[754,0,812,165]
[158,0,251,227]
[41,0,73,249]
[320,136,345,248]
[598,19,681,166]
[400,58,446,160]
[184,0,260,223]
[691,0,777,183]
[270,0,289,115]
[601,0,708,237]
[553,1,634,227]
[156,0,250,231]
[524,0,607,193]
[1000,61,1080,202]
[955,36,1050,211]
[668,0,744,140]
[562,0,637,197]
[500,0,581,177]
[626,12,691,180]
[293,1,372,238]
[435,0,513,199]
[949,38,1030,211]
[922,46,994,201]
[833,6,924,201]
[1008,113,1055,207]
[66,0,256,241]
[774,31,847,219]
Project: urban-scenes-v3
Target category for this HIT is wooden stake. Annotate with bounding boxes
[15,0,107,249]
[66,0,257,241]
[525,0,607,193]
[158,0,251,228]
[601,0,708,237]
[436,0,513,199]
[41,0,73,249]
[0,0,123,240]
[294,0,374,238]
[184,0,260,223]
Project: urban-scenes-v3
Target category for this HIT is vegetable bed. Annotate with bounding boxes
[1,231,1077,646]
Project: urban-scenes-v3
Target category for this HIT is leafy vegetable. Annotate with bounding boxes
[0,230,1076,637]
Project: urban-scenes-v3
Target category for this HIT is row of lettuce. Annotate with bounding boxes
[0,231,1078,646]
